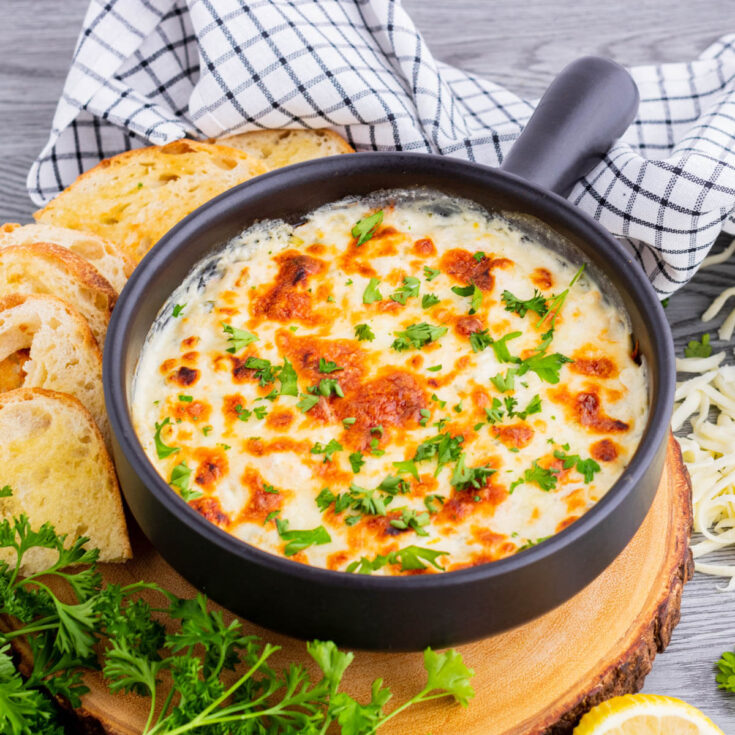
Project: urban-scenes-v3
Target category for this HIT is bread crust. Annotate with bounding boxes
[1,222,134,288]
[0,387,131,572]
[0,293,108,445]
[0,241,117,345]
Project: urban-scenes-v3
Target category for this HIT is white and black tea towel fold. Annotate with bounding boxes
[27,0,735,297]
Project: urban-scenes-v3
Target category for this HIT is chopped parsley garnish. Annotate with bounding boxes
[490,368,517,393]
[309,378,344,398]
[310,438,343,462]
[363,277,383,304]
[393,459,420,481]
[342,416,356,428]
[473,251,486,262]
[469,329,493,353]
[431,393,447,409]
[244,357,279,386]
[451,283,482,314]
[427,364,442,372]
[519,348,573,384]
[414,431,464,475]
[154,418,179,459]
[684,333,712,358]
[253,406,268,420]
[517,394,542,420]
[423,265,441,281]
[297,394,320,412]
[349,451,365,473]
[347,545,448,574]
[264,510,281,524]
[390,508,430,536]
[352,210,383,246]
[278,358,298,396]
[391,322,448,351]
[419,408,431,426]
[450,453,496,491]
[424,494,445,514]
[234,404,252,422]
[484,397,504,424]
[221,322,258,353]
[354,323,375,341]
[275,519,331,556]
[263,484,279,494]
[202,425,213,436]
[315,487,336,512]
[553,449,602,482]
[421,293,440,309]
[178,394,193,402]
[172,303,186,317]
[490,331,522,363]
[501,289,548,318]
[391,276,420,305]
[510,461,559,493]
[318,357,343,373]
[169,462,201,501]
[537,264,585,332]
[370,438,385,456]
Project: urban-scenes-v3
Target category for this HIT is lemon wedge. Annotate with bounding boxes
[573,694,725,734]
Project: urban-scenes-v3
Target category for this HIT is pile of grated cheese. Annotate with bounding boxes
[673,239,735,589]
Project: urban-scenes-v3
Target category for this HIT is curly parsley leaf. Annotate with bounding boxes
[510,460,559,493]
[352,210,383,247]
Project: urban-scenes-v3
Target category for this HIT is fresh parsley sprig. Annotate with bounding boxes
[0,490,474,735]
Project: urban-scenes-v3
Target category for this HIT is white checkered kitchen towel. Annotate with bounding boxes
[28,0,735,298]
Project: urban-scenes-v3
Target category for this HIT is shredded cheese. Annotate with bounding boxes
[674,350,735,589]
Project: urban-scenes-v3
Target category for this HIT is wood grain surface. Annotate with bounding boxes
[2,0,735,730]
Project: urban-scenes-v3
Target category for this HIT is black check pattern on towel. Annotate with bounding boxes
[28,0,735,297]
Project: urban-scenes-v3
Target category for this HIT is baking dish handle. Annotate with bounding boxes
[500,56,639,197]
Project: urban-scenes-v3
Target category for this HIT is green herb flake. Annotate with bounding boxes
[352,210,384,246]
[423,266,441,281]
[349,451,365,473]
[172,303,186,317]
[278,357,298,396]
[221,322,258,353]
[318,357,343,373]
[310,439,343,463]
[391,276,420,305]
[501,289,548,318]
[363,277,383,304]
[154,418,179,459]
[422,293,440,309]
[169,462,202,502]
[178,394,193,403]
[391,322,448,351]
[354,323,375,341]
[297,394,320,413]
[275,519,331,556]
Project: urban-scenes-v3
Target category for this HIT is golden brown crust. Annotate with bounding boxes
[0,242,118,304]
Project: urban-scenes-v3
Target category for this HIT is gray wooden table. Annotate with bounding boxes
[2,0,735,730]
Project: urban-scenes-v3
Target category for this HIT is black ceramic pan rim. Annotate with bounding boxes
[104,151,674,600]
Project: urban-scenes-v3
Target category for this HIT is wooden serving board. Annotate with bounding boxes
[18,433,694,735]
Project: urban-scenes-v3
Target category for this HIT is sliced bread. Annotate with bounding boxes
[0,293,108,446]
[34,139,268,264]
[0,242,116,346]
[216,128,353,170]
[0,388,131,574]
[0,222,133,293]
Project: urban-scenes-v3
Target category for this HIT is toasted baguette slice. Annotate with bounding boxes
[0,294,108,446]
[0,242,116,346]
[0,222,133,292]
[0,388,131,574]
[34,139,268,264]
[217,129,353,170]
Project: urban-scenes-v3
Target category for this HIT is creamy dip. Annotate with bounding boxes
[132,191,647,575]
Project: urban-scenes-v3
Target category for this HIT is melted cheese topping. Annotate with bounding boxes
[132,191,647,575]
